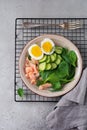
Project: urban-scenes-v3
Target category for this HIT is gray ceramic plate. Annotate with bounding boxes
[19,34,83,97]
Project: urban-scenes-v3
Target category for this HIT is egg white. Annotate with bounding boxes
[28,44,43,60]
[41,38,55,55]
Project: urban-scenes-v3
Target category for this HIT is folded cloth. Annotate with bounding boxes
[46,68,87,130]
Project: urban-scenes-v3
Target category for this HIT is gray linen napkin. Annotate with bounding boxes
[46,68,87,130]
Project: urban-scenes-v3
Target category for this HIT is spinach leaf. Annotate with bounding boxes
[40,70,53,81]
[68,65,75,79]
[51,82,62,91]
[62,48,68,55]
[17,88,24,97]
[62,52,70,64]
[45,72,59,83]
[57,61,69,78]
[68,51,77,67]
[60,78,73,84]
[36,79,44,86]
[62,49,77,67]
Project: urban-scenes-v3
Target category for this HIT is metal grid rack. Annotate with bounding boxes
[15,18,87,102]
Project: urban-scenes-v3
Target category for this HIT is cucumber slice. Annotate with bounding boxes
[39,62,46,71]
[55,59,61,65]
[46,63,51,70]
[55,55,62,65]
[55,46,63,54]
[58,55,62,60]
[46,56,51,63]
[51,63,57,69]
[39,55,47,63]
[53,53,57,59]
[51,54,56,62]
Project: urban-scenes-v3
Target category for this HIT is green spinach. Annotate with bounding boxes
[57,61,69,78]
[68,51,77,67]
[52,81,62,91]
[17,88,24,97]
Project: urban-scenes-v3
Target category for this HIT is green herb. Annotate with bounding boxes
[68,51,77,67]
[62,48,68,56]
[36,79,44,86]
[52,81,62,91]
[68,65,75,79]
[62,48,70,64]
[17,88,24,97]
[59,78,74,84]
[40,70,53,81]
[57,61,69,78]
[45,72,59,83]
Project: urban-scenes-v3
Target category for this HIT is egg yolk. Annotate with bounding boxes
[31,45,42,57]
[42,42,53,52]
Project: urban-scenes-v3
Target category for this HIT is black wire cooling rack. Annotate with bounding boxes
[15,18,87,102]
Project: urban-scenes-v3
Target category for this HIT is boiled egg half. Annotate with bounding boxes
[41,38,55,55]
[28,44,43,60]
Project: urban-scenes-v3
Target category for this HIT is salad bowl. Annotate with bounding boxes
[19,34,83,97]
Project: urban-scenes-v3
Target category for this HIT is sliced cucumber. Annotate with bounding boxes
[51,63,57,69]
[55,55,62,65]
[55,46,63,54]
[46,56,51,63]
[55,59,61,65]
[51,54,56,62]
[58,55,62,60]
[39,55,47,63]
[39,62,46,71]
[53,53,57,59]
[46,63,51,70]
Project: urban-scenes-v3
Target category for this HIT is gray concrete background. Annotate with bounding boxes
[0,0,87,130]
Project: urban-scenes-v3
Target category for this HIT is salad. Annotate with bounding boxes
[24,38,77,91]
